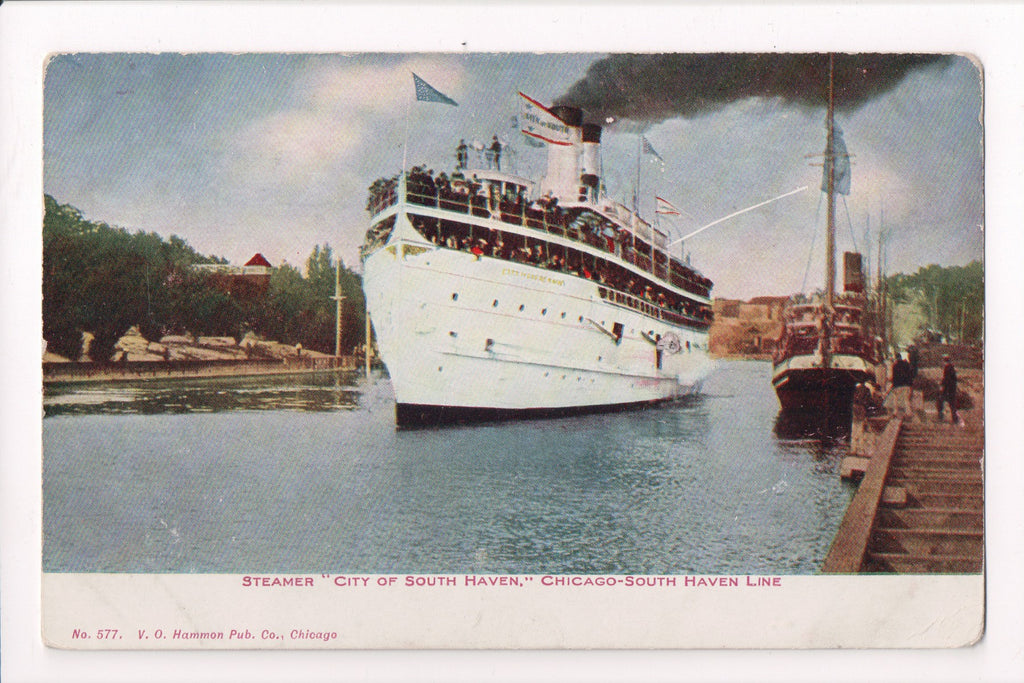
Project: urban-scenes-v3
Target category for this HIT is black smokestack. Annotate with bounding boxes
[556,53,954,124]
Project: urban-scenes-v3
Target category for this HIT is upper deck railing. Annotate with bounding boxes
[366,172,712,299]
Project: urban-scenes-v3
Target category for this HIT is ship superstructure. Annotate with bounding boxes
[361,99,714,426]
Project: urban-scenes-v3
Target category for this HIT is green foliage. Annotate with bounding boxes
[250,245,367,354]
[43,195,367,359]
[884,261,983,343]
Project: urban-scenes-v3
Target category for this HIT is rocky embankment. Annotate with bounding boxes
[44,327,330,364]
[42,328,348,384]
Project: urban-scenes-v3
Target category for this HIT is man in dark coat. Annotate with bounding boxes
[907,343,920,379]
[890,353,913,418]
[937,355,959,423]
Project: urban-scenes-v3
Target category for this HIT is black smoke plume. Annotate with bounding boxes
[556,53,954,124]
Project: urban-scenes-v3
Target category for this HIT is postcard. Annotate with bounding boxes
[4,2,1022,680]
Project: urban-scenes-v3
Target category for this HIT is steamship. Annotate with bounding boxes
[361,95,714,426]
[771,57,882,413]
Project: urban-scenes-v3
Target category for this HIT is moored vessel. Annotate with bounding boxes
[771,56,882,414]
[361,90,715,426]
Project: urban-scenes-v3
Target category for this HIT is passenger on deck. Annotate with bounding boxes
[490,135,502,171]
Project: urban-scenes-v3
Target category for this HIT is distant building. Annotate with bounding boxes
[193,253,272,298]
[709,296,788,357]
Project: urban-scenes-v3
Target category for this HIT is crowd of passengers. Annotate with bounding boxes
[413,220,712,323]
[367,167,713,298]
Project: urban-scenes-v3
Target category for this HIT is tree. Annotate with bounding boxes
[884,260,983,344]
[42,196,370,358]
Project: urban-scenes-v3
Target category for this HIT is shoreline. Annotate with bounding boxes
[43,356,364,385]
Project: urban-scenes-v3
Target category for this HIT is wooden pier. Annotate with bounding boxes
[823,369,984,574]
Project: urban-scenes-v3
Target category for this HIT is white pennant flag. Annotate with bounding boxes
[518,92,572,147]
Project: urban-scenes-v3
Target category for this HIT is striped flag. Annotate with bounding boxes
[655,196,681,216]
[641,135,664,163]
[412,73,457,106]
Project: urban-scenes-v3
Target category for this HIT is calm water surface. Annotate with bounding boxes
[43,361,854,574]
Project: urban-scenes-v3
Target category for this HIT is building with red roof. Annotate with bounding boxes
[194,253,272,298]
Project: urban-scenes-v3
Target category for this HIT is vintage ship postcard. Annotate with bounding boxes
[4,2,1021,681]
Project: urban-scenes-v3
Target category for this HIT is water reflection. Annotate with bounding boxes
[773,408,852,442]
[43,371,360,417]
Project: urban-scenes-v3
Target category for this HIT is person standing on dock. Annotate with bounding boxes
[907,343,920,379]
[937,355,959,424]
[889,353,913,419]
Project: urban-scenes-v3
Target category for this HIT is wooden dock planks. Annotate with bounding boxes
[823,419,984,574]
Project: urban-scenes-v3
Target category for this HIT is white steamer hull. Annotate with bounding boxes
[364,230,712,425]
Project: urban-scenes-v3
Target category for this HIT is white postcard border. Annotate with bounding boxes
[3,1,1023,681]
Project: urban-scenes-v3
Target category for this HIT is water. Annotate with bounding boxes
[42,361,854,575]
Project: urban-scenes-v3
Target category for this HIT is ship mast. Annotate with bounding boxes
[825,54,836,310]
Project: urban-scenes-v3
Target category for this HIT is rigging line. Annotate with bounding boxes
[800,190,825,293]
[670,186,808,245]
[841,195,858,252]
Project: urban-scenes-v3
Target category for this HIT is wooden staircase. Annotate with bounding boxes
[861,423,984,573]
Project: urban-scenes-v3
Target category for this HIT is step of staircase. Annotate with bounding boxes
[864,552,983,573]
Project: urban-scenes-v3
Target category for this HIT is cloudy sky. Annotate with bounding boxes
[43,52,982,300]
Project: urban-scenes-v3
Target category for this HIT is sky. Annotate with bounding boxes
[43,52,983,300]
